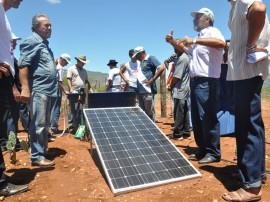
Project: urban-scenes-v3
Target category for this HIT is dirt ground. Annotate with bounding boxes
[1,101,270,202]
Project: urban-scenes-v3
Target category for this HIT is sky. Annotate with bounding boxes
[7,0,270,74]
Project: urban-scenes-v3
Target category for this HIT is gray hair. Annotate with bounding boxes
[32,14,49,32]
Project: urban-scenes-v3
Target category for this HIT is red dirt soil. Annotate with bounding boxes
[1,101,269,202]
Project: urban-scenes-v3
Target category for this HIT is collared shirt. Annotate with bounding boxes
[18,32,57,96]
[137,55,161,94]
[166,53,190,100]
[185,26,225,78]
[227,0,270,81]
[67,65,88,91]
[0,1,14,76]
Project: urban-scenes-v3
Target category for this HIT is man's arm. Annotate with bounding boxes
[58,81,67,94]
[85,79,93,93]
[67,78,73,92]
[119,64,128,82]
[246,1,266,51]
[19,67,30,104]
[146,64,165,86]
[0,63,11,79]
[183,37,225,49]
[106,80,112,91]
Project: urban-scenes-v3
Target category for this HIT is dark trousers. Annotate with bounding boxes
[190,78,221,160]
[0,75,13,187]
[234,76,266,188]
[173,98,190,136]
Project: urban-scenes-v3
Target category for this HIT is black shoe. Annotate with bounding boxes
[183,131,191,139]
[51,129,61,134]
[198,156,220,164]
[0,183,28,196]
[169,134,183,140]
[189,152,205,161]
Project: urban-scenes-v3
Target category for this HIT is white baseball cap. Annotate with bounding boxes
[132,46,145,58]
[61,53,71,64]
[191,8,214,22]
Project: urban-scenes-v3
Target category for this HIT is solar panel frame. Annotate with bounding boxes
[84,107,201,195]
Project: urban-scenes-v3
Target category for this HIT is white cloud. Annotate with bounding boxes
[46,0,61,4]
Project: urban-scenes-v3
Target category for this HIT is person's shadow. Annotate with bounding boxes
[6,147,66,185]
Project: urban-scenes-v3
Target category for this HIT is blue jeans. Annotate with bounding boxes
[234,76,266,189]
[190,78,220,160]
[29,91,51,163]
[50,92,62,132]
[19,102,30,130]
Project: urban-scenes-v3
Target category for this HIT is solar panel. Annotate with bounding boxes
[84,107,201,195]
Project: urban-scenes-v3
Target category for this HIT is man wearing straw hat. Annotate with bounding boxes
[67,55,92,132]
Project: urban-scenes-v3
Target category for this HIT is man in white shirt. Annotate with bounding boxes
[166,8,225,164]
[106,59,121,92]
[50,53,71,134]
[0,0,28,196]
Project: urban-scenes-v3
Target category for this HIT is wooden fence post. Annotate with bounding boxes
[160,68,167,117]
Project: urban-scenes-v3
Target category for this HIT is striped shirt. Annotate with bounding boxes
[227,0,270,81]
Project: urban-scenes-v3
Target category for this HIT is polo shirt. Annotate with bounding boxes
[137,55,161,94]
[67,65,88,91]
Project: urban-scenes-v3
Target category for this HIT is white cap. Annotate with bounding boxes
[11,33,21,40]
[191,8,214,22]
[60,53,71,64]
[132,46,145,58]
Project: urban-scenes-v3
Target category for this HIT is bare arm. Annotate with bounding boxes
[19,67,30,104]
[119,64,128,83]
[246,1,266,53]
[106,80,112,91]
[58,81,67,94]
[183,37,225,49]
[85,80,93,93]
[67,78,73,93]
[146,64,166,86]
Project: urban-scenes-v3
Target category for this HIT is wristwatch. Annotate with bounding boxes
[192,39,197,45]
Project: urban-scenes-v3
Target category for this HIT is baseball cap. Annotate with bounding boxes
[191,8,214,22]
[11,32,21,40]
[61,53,71,64]
[132,46,145,58]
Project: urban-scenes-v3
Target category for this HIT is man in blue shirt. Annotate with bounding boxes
[132,46,165,120]
[19,14,57,167]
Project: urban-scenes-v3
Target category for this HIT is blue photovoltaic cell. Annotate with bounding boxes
[84,107,201,195]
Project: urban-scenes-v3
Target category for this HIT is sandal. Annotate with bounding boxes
[222,188,261,202]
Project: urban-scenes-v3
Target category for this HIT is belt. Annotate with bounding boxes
[190,77,218,81]
[110,85,120,88]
